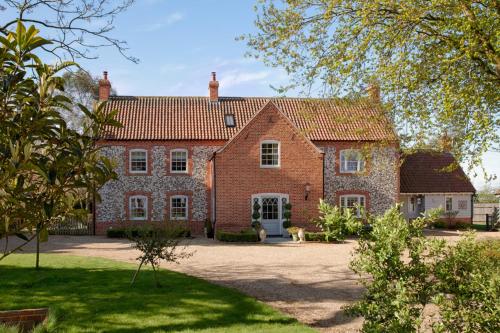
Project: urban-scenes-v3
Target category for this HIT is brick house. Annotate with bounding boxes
[95,72,400,235]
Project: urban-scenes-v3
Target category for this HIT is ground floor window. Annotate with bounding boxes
[340,195,365,217]
[445,197,453,212]
[129,196,147,220]
[170,195,188,220]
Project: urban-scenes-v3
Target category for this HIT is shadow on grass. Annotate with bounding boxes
[0,255,309,333]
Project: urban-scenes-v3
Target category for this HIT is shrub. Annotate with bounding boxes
[346,205,499,332]
[204,219,214,238]
[304,232,333,242]
[315,200,363,241]
[490,207,499,230]
[433,220,447,229]
[216,229,258,242]
[128,225,193,287]
[107,225,190,239]
[455,222,472,230]
[282,203,292,229]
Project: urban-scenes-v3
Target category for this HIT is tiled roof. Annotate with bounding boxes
[400,151,475,193]
[102,96,397,141]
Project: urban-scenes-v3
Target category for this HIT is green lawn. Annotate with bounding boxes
[0,254,314,333]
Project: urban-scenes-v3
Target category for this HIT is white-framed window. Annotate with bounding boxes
[409,197,416,212]
[170,195,188,220]
[170,149,188,173]
[260,140,280,168]
[445,197,453,212]
[224,114,236,127]
[458,200,467,210]
[129,149,147,173]
[340,149,365,173]
[129,195,148,220]
[340,195,365,217]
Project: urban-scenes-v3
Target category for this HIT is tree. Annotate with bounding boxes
[128,225,193,288]
[0,0,138,62]
[346,205,499,332]
[315,199,363,241]
[243,1,500,167]
[0,22,120,268]
[61,69,117,129]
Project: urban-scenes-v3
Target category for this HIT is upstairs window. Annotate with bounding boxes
[170,195,188,220]
[129,149,147,173]
[171,149,188,173]
[224,114,236,127]
[260,140,280,168]
[340,149,365,173]
[129,196,147,220]
[340,195,365,217]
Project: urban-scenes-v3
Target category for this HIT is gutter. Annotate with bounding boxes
[212,152,217,237]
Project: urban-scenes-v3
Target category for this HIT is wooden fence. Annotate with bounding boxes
[473,203,499,223]
[48,216,93,235]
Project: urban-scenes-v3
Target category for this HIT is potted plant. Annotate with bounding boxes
[287,226,300,241]
[252,201,267,241]
[282,203,292,237]
[298,227,305,242]
[259,228,267,243]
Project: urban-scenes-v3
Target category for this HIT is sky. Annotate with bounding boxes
[2,0,499,189]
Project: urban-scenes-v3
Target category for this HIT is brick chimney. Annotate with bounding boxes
[366,83,380,104]
[209,72,219,102]
[439,132,453,152]
[98,71,111,101]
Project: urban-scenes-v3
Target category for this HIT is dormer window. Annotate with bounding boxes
[224,114,236,127]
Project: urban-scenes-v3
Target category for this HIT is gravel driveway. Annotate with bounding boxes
[2,230,498,332]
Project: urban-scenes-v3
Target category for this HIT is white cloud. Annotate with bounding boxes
[160,64,187,74]
[166,12,184,25]
[139,12,184,32]
[220,70,271,88]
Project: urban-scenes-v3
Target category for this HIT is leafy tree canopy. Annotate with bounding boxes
[243,0,499,168]
[0,22,120,268]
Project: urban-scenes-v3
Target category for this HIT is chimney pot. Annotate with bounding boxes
[367,83,380,104]
[99,70,111,101]
[209,71,219,102]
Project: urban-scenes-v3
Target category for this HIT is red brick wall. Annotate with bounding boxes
[0,308,48,331]
[214,103,324,233]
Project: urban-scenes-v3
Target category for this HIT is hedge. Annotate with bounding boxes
[106,226,190,239]
[216,229,259,242]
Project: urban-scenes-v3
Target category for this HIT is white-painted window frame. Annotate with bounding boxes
[339,149,365,173]
[129,195,148,220]
[409,197,416,212]
[445,197,453,212]
[170,149,189,174]
[224,114,236,127]
[260,140,280,168]
[340,194,366,217]
[170,195,188,220]
[129,149,148,174]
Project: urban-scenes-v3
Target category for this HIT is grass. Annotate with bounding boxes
[0,254,314,333]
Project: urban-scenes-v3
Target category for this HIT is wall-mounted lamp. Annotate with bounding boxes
[305,182,311,200]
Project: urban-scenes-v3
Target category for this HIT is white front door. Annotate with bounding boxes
[261,197,281,236]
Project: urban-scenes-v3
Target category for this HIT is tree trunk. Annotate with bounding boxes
[151,262,161,288]
[35,224,40,270]
[130,258,145,286]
